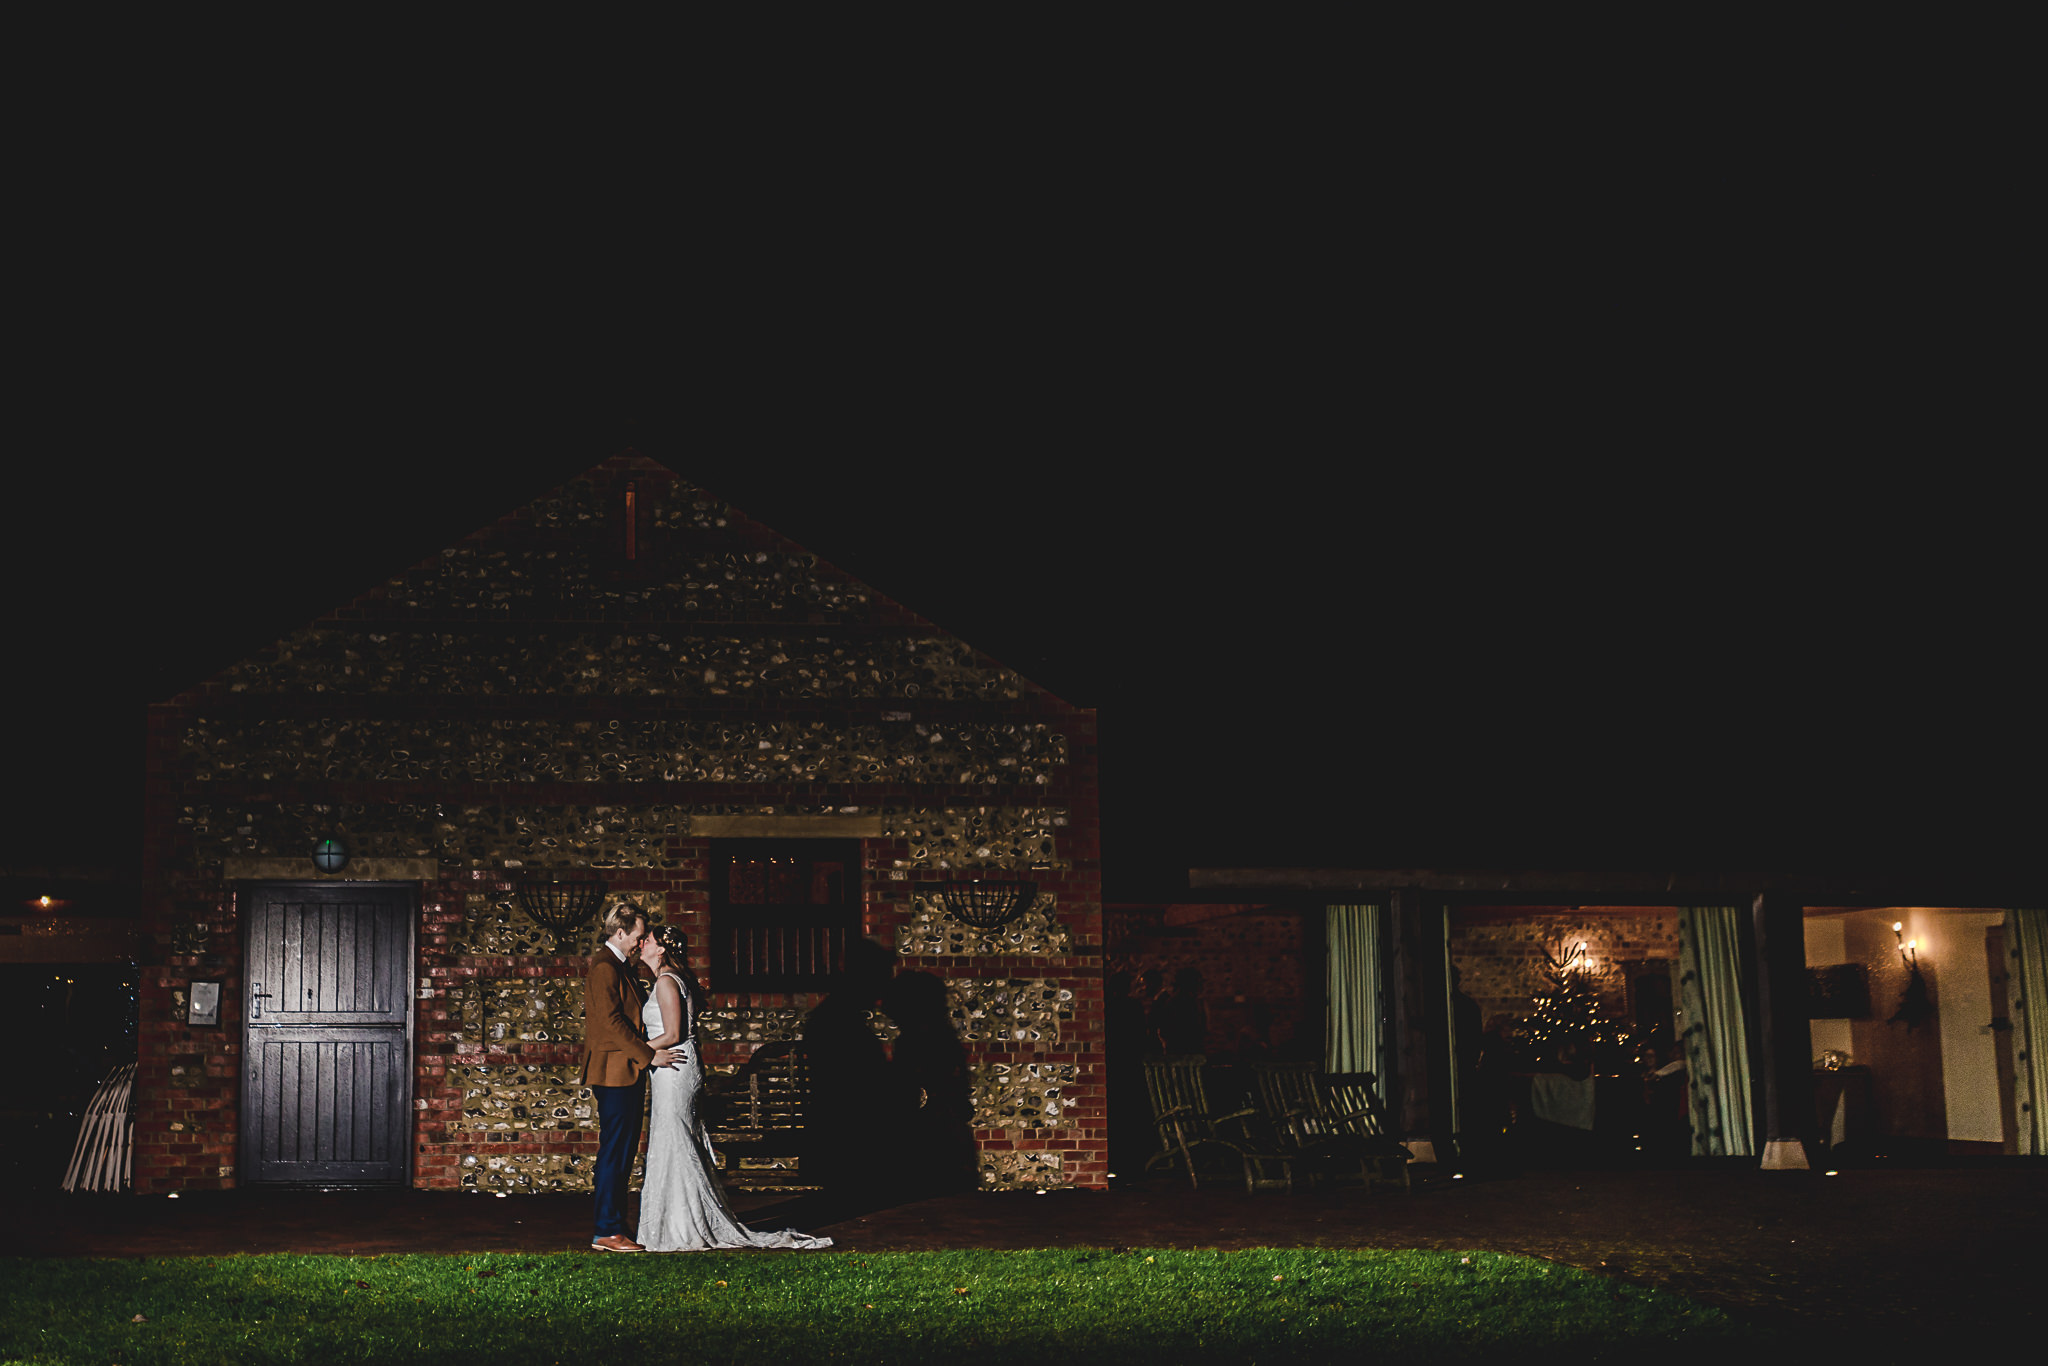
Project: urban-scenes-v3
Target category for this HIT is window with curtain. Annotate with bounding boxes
[1326,905,1383,1076]
[1677,906,1755,1157]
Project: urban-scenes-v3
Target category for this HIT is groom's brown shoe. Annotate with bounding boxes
[590,1235,646,1253]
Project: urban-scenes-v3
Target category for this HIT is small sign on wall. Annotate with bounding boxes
[187,980,222,1028]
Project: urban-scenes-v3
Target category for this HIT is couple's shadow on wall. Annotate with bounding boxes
[742,948,976,1230]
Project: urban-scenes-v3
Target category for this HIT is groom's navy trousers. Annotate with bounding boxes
[592,1076,646,1239]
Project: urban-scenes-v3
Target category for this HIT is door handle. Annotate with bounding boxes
[251,981,272,1019]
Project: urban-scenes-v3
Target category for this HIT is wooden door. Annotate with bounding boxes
[239,883,414,1185]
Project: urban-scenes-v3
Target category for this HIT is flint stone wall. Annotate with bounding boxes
[221,629,1020,701]
[175,803,1070,872]
[182,717,1065,787]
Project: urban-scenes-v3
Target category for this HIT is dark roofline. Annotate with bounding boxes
[154,451,1089,713]
[1188,866,2043,906]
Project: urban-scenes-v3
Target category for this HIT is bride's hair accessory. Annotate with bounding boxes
[646,924,703,1010]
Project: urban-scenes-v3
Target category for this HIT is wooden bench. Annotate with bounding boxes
[702,1042,820,1193]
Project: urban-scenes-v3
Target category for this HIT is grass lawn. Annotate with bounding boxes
[0,1247,1761,1365]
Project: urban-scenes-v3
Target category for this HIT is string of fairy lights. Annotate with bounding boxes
[1518,940,1634,1058]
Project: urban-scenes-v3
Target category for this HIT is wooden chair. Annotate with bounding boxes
[1233,1117,1304,1195]
[1321,1070,1411,1190]
[1251,1062,1411,1192]
[1143,1054,1293,1192]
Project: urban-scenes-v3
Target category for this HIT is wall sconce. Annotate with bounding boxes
[1545,941,1593,977]
[313,838,349,874]
[1887,919,1934,1031]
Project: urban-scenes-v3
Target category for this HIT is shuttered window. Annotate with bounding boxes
[708,839,861,992]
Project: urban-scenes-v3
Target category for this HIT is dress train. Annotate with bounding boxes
[637,972,832,1253]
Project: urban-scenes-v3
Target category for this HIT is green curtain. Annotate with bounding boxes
[1677,907,1755,1157]
[2008,908,2048,1156]
[1326,905,1383,1076]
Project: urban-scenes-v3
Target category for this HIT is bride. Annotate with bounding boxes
[634,927,832,1253]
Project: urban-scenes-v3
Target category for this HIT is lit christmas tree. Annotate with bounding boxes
[1520,941,1628,1062]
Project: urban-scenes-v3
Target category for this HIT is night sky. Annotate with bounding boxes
[6,37,2031,905]
[3,330,2034,901]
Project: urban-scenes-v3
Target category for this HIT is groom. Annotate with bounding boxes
[581,902,676,1253]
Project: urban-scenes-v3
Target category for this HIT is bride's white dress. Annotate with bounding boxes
[637,972,832,1252]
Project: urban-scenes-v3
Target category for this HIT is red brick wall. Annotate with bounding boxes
[1108,905,1314,1062]
[131,874,241,1193]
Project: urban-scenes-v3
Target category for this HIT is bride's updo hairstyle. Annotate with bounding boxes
[648,925,686,969]
[649,925,704,1007]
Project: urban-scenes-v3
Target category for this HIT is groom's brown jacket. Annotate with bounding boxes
[580,948,655,1087]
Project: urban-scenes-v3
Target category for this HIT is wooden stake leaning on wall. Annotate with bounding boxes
[62,1063,136,1192]
[117,1061,135,1189]
[97,1063,134,1191]
[107,1064,133,1190]
[61,1064,114,1190]
[59,1075,97,1190]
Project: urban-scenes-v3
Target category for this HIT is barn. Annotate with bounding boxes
[135,454,1104,1196]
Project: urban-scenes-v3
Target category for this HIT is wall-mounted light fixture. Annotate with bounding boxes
[313,838,349,874]
[1887,918,1934,1031]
